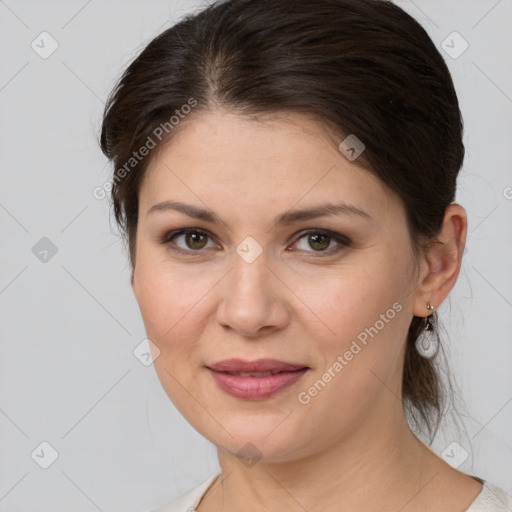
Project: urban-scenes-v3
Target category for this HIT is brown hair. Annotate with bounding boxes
[100,0,464,439]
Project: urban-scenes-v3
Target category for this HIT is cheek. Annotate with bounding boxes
[305,258,409,343]
[134,263,213,347]
[133,269,211,413]
[299,254,411,392]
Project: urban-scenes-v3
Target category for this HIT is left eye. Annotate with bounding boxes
[292,230,349,254]
[160,228,350,255]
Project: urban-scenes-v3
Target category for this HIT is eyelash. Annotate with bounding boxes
[159,228,351,257]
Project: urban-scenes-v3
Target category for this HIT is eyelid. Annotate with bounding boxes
[160,227,351,255]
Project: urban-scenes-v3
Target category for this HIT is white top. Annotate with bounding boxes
[151,472,512,512]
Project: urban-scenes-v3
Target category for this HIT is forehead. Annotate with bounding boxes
[139,109,399,221]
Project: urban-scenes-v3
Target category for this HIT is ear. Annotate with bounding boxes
[412,203,467,318]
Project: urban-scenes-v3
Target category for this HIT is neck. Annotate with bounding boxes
[200,404,442,512]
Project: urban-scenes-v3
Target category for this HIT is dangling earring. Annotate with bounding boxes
[415,303,439,359]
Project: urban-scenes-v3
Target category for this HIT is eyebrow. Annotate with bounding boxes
[147,200,372,226]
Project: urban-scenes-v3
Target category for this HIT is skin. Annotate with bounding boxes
[131,108,481,511]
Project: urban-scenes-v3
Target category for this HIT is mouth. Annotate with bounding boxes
[206,359,309,400]
[216,369,298,377]
[206,358,308,373]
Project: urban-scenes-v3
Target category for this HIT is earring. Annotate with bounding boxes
[415,303,438,359]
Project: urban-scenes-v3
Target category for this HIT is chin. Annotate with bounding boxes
[196,410,312,461]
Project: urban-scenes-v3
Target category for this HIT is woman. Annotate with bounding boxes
[99,0,512,510]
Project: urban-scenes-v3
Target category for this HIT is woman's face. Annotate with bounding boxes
[132,109,424,461]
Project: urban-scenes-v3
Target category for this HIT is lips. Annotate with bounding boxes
[223,370,281,377]
[207,358,308,373]
[206,358,309,400]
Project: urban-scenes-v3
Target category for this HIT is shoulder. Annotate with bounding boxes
[465,480,512,512]
[150,472,221,512]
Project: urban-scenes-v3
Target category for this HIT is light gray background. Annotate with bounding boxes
[0,1,511,510]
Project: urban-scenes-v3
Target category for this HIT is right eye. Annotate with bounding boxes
[160,228,218,255]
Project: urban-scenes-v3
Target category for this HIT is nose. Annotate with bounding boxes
[215,250,291,338]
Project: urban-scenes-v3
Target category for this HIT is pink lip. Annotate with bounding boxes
[206,358,309,400]
[207,358,307,373]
